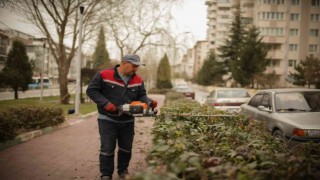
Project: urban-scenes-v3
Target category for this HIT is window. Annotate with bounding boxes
[290,13,300,21]
[220,15,229,19]
[260,0,285,4]
[289,29,299,36]
[260,27,284,36]
[311,14,320,21]
[217,0,230,3]
[309,44,318,52]
[259,12,284,20]
[311,0,320,6]
[266,43,281,50]
[310,29,319,37]
[248,94,263,108]
[268,59,281,67]
[261,94,272,109]
[289,44,298,51]
[291,0,300,5]
[288,59,297,67]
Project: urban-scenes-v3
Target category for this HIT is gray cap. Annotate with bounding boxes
[122,54,145,66]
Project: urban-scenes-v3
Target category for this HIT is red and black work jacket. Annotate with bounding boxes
[86,64,150,121]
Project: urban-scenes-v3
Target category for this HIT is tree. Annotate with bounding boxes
[92,26,110,69]
[233,26,269,87]
[196,51,226,86]
[289,56,320,88]
[218,4,245,77]
[156,54,172,89]
[0,40,33,99]
[10,0,102,104]
[102,0,178,57]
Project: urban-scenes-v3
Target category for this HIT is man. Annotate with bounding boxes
[86,54,157,180]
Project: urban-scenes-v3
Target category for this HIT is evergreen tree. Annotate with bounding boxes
[156,54,172,89]
[196,51,226,86]
[218,4,245,76]
[289,56,320,88]
[234,26,269,87]
[92,26,110,69]
[0,40,33,99]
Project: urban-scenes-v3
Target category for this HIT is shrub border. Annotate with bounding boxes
[0,111,97,151]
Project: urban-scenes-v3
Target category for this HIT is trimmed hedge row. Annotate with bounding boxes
[132,99,320,180]
[0,106,65,142]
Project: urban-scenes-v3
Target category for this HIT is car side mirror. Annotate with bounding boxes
[258,105,272,113]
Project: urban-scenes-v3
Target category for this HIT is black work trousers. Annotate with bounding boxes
[98,119,135,177]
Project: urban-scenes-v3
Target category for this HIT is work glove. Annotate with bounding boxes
[150,99,158,109]
[104,102,117,112]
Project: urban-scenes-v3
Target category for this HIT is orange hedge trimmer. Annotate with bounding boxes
[117,101,158,117]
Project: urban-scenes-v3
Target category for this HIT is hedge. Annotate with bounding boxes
[0,106,65,142]
[132,99,320,180]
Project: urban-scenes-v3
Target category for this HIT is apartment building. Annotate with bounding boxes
[0,28,89,85]
[192,40,209,77]
[205,0,320,87]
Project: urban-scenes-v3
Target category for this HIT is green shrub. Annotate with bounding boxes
[132,99,320,180]
[0,106,65,142]
[0,111,20,142]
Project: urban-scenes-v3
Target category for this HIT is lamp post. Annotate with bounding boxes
[40,43,45,101]
[75,5,84,114]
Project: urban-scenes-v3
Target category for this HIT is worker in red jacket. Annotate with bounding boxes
[86,54,157,180]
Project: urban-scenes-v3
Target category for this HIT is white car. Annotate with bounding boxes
[205,88,251,113]
[241,88,320,143]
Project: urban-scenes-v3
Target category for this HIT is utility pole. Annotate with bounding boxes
[75,5,84,114]
[40,43,45,101]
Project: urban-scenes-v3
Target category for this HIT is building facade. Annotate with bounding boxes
[192,40,209,77]
[0,28,89,85]
[205,0,320,87]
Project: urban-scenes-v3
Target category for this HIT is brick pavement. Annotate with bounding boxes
[0,94,165,180]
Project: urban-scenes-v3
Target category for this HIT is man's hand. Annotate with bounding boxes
[150,100,157,109]
[104,103,117,112]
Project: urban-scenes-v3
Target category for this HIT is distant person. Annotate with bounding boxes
[86,54,157,180]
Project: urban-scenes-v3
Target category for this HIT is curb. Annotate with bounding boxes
[0,111,98,151]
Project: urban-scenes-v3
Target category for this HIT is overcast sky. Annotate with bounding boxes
[171,0,207,41]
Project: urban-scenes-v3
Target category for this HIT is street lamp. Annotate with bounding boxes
[40,43,45,101]
[75,5,84,114]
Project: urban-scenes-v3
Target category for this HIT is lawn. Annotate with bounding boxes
[0,95,97,115]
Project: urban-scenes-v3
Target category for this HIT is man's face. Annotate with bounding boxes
[123,61,139,76]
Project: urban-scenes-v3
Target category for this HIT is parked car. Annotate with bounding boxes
[240,88,320,143]
[172,85,195,99]
[205,88,251,113]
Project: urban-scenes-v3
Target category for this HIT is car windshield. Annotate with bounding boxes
[275,91,320,112]
[217,90,250,98]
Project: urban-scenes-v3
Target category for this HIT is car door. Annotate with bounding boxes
[242,93,264,120]
[256,93,272,121]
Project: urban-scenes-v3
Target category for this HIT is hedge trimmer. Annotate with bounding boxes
[117,101,158,117]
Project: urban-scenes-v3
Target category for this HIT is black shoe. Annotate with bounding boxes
[118,170,129,179]
[101,175,112,180]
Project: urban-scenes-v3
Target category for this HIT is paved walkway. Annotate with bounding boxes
[0,94,165,180]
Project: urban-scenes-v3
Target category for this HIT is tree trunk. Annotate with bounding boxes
[58,56,71,104]
[14,89,18,99]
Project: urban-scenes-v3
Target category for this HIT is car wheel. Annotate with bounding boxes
[273,130,285,142]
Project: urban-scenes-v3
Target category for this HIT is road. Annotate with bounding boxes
[0,83,209,105]
[0,85,78,101]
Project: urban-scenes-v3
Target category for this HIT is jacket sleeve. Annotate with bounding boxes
[86,72,110,108]
[137,81,152,104]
